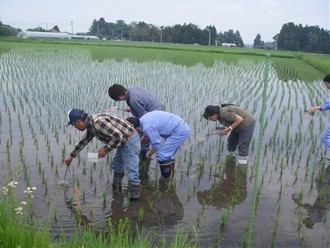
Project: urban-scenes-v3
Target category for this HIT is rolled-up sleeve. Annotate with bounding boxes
[321,97,330,111]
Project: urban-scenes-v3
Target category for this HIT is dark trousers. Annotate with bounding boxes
[227,120,255,157]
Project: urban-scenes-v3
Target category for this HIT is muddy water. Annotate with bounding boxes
[0,48,329,247]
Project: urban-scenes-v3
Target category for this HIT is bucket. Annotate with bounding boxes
[87,152,100,163]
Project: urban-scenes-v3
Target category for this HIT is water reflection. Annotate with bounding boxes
[56,156,183,237]
[109,178,183,230]
[301,165,330,228]
[197,157,248,209]
[139,157,151,184]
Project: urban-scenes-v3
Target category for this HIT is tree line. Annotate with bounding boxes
[277,22,329,54]
[1,19,329,54]
[88,18,329,53]
[88,18,244,47]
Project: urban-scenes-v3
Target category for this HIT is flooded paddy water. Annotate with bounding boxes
[0,47,329,247]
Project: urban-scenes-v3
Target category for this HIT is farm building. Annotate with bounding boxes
[221,43,236,47]
[16,31,100,41]
[71,35,99,40]
[17,31,71,39]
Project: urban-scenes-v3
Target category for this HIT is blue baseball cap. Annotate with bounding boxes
[67,108,86,127]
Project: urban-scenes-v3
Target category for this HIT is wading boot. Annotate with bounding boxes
[128,182,141,200]
[112,172,124,190]
[159,159,175,180]
[227,150,236,157]
[238,155,249,165]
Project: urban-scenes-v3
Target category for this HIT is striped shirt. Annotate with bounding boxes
[70,113,134,158]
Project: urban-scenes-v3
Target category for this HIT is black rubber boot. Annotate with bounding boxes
[112,172,124,190]
[159,159,175,180]
[128,182,141,200]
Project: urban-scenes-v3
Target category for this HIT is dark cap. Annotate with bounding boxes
[67,108,85,127]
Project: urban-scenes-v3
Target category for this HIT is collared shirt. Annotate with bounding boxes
[126,87,165,118]
[140,110,186,151]
[70,113,134,158]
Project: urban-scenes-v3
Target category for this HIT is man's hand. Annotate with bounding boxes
[64,156,73,166]
[98,147,108,158]
[146,149,155,159]
[307,106,320,114]
[141,135,148,144]
[124,107,131,113]
[218,126,231,136]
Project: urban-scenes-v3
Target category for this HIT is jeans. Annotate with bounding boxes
[111,131,141,184]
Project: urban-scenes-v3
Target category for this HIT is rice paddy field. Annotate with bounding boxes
[0,40,329,247]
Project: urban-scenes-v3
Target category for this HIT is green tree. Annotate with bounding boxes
[253,34,264,48]
[113,20,130,40]
[129,21,150,41]
[278,22,329,54]
[89,17,109,38]
[235,30,244,47]
[218,29,244,47]
[52,25,60,32]
[27,26,47,32]
[0,22,17,36]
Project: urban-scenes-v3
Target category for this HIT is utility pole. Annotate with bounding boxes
[71,21,73,34]
[160,26,163,43]
[208,27,211,46]
[275,34,278,50]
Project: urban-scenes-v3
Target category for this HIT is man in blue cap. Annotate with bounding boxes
[64,108,141,200]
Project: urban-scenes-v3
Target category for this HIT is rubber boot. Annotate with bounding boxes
[238,155,249,165]
[112,172,124,190]
[128,182,141,200]
[227,150,236,157]
[159,159,175,180]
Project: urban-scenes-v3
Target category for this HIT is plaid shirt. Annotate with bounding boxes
[70,113,134,158]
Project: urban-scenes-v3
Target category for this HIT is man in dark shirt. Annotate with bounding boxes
[64,108,141,199]
[108,84,165,118]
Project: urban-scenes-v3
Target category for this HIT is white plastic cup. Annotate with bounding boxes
[108,106,118,113]
[87,152,100,163]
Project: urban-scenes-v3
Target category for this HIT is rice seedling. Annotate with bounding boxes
[0,41,329,247]
[137,208,145,224]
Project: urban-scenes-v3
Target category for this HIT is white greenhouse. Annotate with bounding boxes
[17,31,71,39]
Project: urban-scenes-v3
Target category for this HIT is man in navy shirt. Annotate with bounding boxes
[108,84,165,118]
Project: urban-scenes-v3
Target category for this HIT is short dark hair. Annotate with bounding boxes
[126,116,140,128]
[323,74,330,83]
[203,105,219,120]
[108,84,127,101]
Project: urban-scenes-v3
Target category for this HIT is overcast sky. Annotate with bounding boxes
[1,0,329,44]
